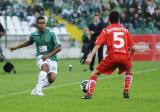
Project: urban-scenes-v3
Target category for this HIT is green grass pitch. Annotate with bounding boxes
[0,59,160,112]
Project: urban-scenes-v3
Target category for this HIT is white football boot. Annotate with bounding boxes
[31,88,45,96]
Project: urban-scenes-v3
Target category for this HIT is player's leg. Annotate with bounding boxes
[82,69,101,99]
[31,63,49,96]
[31,56,50,96]
[44,72,57,87]
[123,69,132,98]
[42,60,58,88]
[119,57,133,98]
[82,56,116,99]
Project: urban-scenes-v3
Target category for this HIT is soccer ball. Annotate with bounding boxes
[80,80,89,93]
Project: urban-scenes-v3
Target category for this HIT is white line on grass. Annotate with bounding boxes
[0,68,159,98]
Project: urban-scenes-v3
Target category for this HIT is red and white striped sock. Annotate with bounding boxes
[87,75,97,96]
[124,74,132,93]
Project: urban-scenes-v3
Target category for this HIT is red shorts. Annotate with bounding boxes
[96,53,132,75]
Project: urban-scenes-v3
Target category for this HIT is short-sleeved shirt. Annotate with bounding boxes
[95,23,134,55]
[28,28,61,61]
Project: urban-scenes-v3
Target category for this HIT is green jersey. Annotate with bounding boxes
[28,28,61,61]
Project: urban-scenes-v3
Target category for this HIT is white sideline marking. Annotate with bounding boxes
[0,68,159,98]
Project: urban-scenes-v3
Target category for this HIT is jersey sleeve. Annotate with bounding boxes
[52,32,61,48]
[127,32,134,47]
[28,34,34,45]
[95,29,106,45]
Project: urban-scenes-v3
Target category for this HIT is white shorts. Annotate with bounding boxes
[36,55,57,74]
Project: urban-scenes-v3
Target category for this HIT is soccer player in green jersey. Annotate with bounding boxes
[9,16,62,96]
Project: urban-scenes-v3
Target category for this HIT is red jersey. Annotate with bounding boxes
[95,23,134,54]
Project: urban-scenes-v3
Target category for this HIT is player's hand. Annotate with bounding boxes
[85,57,92,64]
[41,55,49,61]
[86,53,93,64]
[9,46,17,52]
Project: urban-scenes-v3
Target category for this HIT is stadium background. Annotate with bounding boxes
[0,0,160,59]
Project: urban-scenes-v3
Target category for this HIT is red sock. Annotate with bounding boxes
[90,75,97,81]
[87,75,97,96]
[124,74,132,93]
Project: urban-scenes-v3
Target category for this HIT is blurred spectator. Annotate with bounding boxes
[88,14,105,71]
[80,27,90,65]
[0,22,5,62]
[120,11,128,27]
[0,22,5,38]
[154,8,160,30]
[132,13,141,29]
[0,0,160,34]
[18,8,27,21]
[145,8,154,27]
[46,14,58,27]
[27,12,40,27]
[69,10,80,24]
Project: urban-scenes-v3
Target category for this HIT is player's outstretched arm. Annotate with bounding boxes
[9,41,31,52]
[86,45,100,64]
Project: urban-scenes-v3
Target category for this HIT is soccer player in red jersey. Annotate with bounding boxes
[82,10,135,99]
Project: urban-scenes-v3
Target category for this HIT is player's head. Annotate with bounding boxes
[36,16,46,32]
[109,10,120,24]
